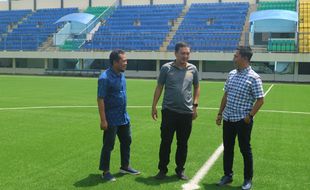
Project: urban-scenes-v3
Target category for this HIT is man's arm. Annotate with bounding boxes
[216,92,227,126]
[244,97,264,124]
[192,84,200,120]
[97,98,108,130]
[151,84,164,121]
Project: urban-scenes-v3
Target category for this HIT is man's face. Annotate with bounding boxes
[115,53,127,72]
[233,50,242,68]
[175,47,190,64]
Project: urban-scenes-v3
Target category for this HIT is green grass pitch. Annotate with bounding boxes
[0,75,309,189]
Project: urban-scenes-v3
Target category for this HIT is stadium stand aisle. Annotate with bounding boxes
[83,4,183,51]
[0,8,78,51]
[299,0,310,53]
[167,2,249,52]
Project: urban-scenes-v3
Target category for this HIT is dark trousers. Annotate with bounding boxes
[158,109,193,174]
[99,124,131,172]
[223,119,253,180]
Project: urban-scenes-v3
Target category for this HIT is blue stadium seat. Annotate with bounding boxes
[168,2,248,52]
[83,4,184,51]
[0,8,78,51]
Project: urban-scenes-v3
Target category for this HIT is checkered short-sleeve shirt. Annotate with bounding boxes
[223,66,264,122]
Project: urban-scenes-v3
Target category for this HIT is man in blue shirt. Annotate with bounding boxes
[97,49,140,181]
[216,46,264,190]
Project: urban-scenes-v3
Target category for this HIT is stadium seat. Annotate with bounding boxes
[168,2,249,52]
[83,4,183,51]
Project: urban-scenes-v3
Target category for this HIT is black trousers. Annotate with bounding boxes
[223,119,253,180]
[158,109,193,174]
[99,124,131,172]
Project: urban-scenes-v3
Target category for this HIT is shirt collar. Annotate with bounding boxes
[109,67,122,77]
[237,66,251,74]
[171,60,189,70]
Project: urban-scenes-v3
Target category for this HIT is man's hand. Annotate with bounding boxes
[216,114,222,126]
[152,106,158,121]
[100,120,108,130]
[244,115,252,124]
[192,107,198,120]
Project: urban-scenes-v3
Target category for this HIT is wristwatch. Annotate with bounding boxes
[193,103,198,107]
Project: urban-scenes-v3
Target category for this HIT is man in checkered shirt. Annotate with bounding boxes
[216,46,264,190]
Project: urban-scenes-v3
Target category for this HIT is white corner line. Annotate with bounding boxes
[182,144,224,190]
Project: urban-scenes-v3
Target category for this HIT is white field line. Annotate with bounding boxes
[0,105,309,115]
[182,84,275,190]
[182,144,224,190]
[264,84,274,96]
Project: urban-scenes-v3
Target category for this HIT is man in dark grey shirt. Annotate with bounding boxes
[151,42,200,180]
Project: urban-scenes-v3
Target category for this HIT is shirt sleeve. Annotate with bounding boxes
[252,77,264,99]
[157,65,168,85]
[224,74,231,92]
[97,77,108,98]
[193,67,199,86]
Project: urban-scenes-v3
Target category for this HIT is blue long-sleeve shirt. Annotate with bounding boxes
[97,68,130,127]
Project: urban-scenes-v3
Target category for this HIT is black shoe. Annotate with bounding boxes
[217,175,233,186]
[101,172,116,182]
[154,171,166,180]
[119,167,141,175]
[242,179,252,190]
[176,171,189,180]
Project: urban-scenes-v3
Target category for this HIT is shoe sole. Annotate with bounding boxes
[217,181,233,186]
[177,175,189,180]
[242,185,252,190]
[119,169,141,175]
[101,175,116,182]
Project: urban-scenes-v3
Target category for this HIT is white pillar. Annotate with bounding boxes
[44,59,48,69]
[12,58,16,74]
[156,59,160,78]
[198,60,202,80]
[293,62,298,82]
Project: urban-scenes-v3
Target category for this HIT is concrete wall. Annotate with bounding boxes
[154,0,183,5]
[92,0,116,7]
[64,0,88,10]
[12,0,33,10]
[37,0,61,9]
[1,51,310,82]
[122,0,150,6]
[0,68,45,74]
[0,1,8,10]
[222,0,256,3]
[1,51,310,63]
[260,0,288,2]
[188,0,218,4]
[1,68,309,82]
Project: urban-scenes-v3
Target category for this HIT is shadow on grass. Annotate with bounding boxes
[135,174,180,186]
[202,183,241,190]
[73,173,126,187]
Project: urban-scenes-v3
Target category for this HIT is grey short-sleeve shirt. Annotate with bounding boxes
[158,61,199,114]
